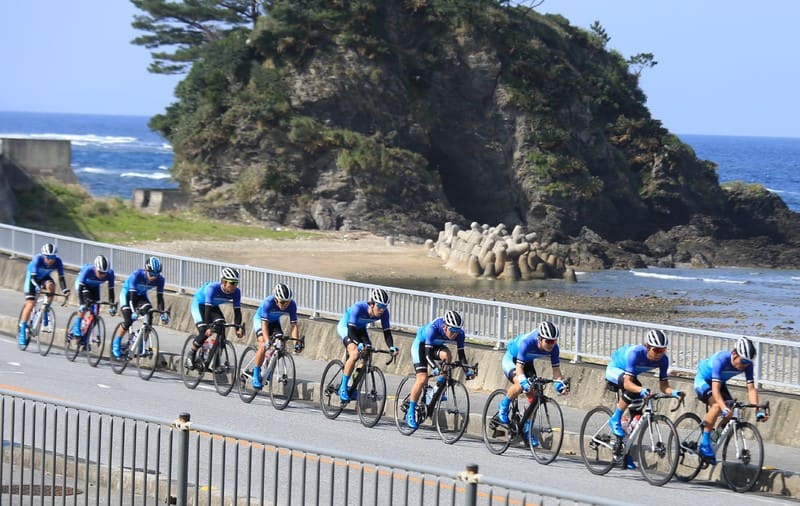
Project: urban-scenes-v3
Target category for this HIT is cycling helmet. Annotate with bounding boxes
[274,283,292,302]
[646,329,668,348]
[94,255,109,273]
[369,288,390,306]
[443,310,463,329]
[538,321,559,340]
[220,266,240,282]
[735,336,757,360]
[145,256,162,274]
[41,243,57,256]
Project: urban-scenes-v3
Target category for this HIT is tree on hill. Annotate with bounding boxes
[130,0,267,74]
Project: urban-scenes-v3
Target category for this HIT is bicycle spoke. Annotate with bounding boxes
[357,367,386,428]
[637,415,680,486]
[721,422,764,492]
[673,412,704,482]
[579,406,616,475]
[435,380,470,444]
[529,397,565,465]
[269,353,296,410]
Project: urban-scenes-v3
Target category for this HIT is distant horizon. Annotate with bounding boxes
[3,109,800,141]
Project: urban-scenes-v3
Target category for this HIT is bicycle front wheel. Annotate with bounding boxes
[358,366,387,428]
[181,336,203,389]
[721,421,764,493]
[110,323,129,374]
[481,389,513,455]
[35,306,57,356]
[320,360,345,419]
[435,380,470,444]
[394,375,420,435]
[269,352,296,411]
[63,312,81,362]
[636,414,680,486]
[672,412,704,482]
[236,346,260,404]
[85,317,106,367]
[136,327,159,381]
[212,340,238,396]
[579,406,617,475]
[528,396,565,465]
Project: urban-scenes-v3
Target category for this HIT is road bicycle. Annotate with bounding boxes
[481,377,568,464]
[320,343,395,428]
[17,291,67,355]
[394,361,478,444]
[237,332,305,410]
[180,322,242,396]
[110,308,170,381]
[64,301,112,366]
[579,392,682,486]
[673,399,769,492]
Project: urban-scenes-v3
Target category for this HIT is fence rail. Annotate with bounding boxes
[0,388,627,505]
[2,224,798,392]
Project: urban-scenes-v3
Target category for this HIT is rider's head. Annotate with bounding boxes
[274,283,292,304]
[537,321,559,346]
[41,243,57,263]
[645,329,668,359]
[93,255,109,276]
[442,310,463,336]
[733,336,756,369]
[145,256,162,276]
[369,287,390,312]
[220,267,240,293]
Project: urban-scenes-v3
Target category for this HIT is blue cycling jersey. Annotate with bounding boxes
[192,281,241,308]
[413,317,465,349]
[120,269,165,305]
[74,264,115,289]
[26,254,66,282]
[252,295,298,328]
[695,350,754,386]
[606,344,668,384]
[505,330,560,368]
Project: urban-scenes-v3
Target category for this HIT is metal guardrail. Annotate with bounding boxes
[0,388,627,505]
[1,223,798,392]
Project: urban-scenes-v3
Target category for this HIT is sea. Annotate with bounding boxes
[1,111,798,338]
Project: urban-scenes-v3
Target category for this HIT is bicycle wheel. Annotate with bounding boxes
[269,352,296,410]
[435,380,470,444]
[85,316,106,367]
[110,323,129,374]
[37,305,56,356]
[721,421,764,493]
[672,412,704,482]
[237,346,260,403]
[212,340,238,396]
[528,396,565,465]
[394,375,421,435]
[320,360,345,419]
[136,327,159,381]
[579,406,617,475]
[482,389,513,455]
[181,336,203,389]
[63,312,81,362]
[636,414,680,486]
[358,366,387,428]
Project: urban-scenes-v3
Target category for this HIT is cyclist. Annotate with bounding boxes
[250,283,301,389]
[604,329,684,469]
[406,310,475,429]
[692,336,769,463]
[496,321,568,444]
[111,257,169,358]
[18,243,71,346]
[184,266,245,368]
[69,255,117,344]
[336,287,399,402]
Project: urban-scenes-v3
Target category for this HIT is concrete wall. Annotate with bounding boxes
[132,188,189,213]
[0,138,77,185]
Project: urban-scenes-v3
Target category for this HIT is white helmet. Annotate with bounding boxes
[735,336,757,360]
[646,329,668,348]
[274,283,292,302]
[220,266,240,282]
[443,310,463,329]
[370,288,390,306]
[41,243,57,256]
[538,321,559,340]
[93,255,109,273]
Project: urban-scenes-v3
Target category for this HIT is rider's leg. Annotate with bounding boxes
[339,342,359,401]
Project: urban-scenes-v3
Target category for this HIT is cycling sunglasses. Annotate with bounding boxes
[375,302,389,310]
[543,338,558,344]
[739,357,753,366]
[44,255,57,260]
[223,279,239,286]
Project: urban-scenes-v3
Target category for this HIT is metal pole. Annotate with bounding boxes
[174,412,192,506]
[458,464,480,506]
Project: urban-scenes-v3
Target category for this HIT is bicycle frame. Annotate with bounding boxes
[421,362,478,417]
[347,345,394,398]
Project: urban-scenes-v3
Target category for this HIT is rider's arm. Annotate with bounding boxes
[457,347,468,364]
[382,329,394,348]
[746,382,759,406]
[659,378,672,394]
[552,364,565,382]
[58,275,68,292]
[289,321,299,339]
[156,292,165,312]
[711,380,727,411]
[424,345,438,369]
[622,373,643,394]
[233,307,242,326]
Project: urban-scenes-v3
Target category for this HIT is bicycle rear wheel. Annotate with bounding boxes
[394,375,421,435]
[269,352,296,410]
[358,366,386,428]
[579,406,617,475]
[237,346,260,403]
[528,396,565,465]
[320,360,345,419]
[35,306,57,356]
[181,336,203,389]
[721,421,763,493]
[213,340,238,396]
[110,323,129,374]
[481,389,513,455]
[85,317,106,367]
[435,380,469,444]
[636,414,680,486]
[136,327,159,381]
[63,312,81,362]
[672,412,704,482]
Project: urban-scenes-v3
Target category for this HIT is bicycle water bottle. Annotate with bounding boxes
[629,414,641,432]
[203,337,215,359]
[81,313,93,334]
[425,385,434,404]
[274,338,283,351]
[621,415,631,434]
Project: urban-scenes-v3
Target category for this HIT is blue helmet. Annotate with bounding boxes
[145,256,162,274]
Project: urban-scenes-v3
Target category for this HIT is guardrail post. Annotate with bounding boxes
[572,318,583,363]
[458,463,480,506]
[494,307,505,350]
[173,412,192,506]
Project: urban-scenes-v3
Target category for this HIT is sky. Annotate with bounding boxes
[1,1,799,138]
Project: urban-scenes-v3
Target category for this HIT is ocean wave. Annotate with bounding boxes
[120,171,172,180]
[629,270,749,285]
[1,132,172,152]
[78,167,116,175]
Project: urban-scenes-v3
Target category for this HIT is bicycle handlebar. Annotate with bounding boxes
[37,291,69,307]
[728,399,770,415]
